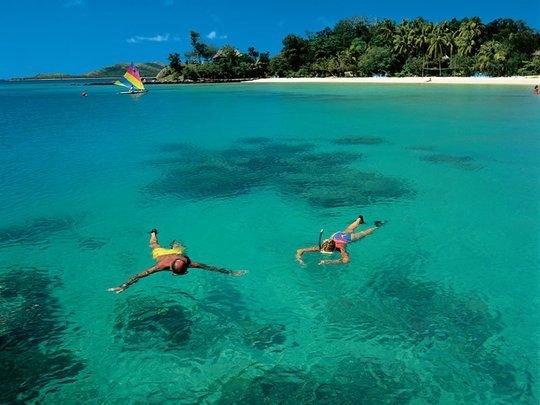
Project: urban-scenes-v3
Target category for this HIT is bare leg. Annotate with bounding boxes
[344,217,363,233]
[149,230,161,249]
[351,227,377,241]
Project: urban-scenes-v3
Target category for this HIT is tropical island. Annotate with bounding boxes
[19,16,540,82]
[158,17,540,82]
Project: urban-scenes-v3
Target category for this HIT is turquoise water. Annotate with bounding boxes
[1,81,538,403]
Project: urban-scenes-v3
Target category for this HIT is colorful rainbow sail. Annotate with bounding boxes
[114,63,147,93]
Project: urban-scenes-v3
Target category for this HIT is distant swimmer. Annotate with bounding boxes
[534,85,539,96]
[108,229,247,294]
[81,91,87,97]
[296,215,385,266]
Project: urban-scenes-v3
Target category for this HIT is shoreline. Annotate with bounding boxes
[4,76,538,87]
[248,76,539,86]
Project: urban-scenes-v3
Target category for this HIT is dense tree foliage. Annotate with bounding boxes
[166,18,540,81]
[165,31,269,81]
[273,17,540,77]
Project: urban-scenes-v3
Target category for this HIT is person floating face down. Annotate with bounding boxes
[108,229,247,294]
[296,216,384,265]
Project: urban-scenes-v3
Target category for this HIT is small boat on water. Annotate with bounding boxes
[114,63,148,94]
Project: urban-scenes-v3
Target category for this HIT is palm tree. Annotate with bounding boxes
[281,34,309,72]
[406,18,429,56]
[393,20,412,58]
[476,40,508,75]
[349,38,368,57]
[371,18,396,46]
[189,31,201,63]
[414,22,431,55]
[427,23,453,75]
[442,22,456,57]
[456,18,485,56]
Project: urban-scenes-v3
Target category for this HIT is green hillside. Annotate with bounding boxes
[85,62,166,77]
[23,62,166,79]
[31,73,79,79]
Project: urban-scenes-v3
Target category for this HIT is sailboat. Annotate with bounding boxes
[114,63,148,94]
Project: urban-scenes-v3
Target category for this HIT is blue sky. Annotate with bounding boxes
[1,0,539,78]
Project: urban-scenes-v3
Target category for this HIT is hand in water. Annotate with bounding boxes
[230,270,248,277]
[107,286,125,294]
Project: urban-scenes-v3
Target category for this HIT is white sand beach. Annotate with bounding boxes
[249,76,539,86]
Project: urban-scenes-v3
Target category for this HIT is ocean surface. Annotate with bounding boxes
[0,80,538,404]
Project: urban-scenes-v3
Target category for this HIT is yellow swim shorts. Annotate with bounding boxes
[152,246,184,260]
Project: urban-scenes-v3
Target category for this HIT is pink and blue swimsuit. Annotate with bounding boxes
[330,232,352,248]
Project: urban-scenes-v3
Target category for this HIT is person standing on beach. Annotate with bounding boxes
[108,229,247,294]
[296,216,385,265]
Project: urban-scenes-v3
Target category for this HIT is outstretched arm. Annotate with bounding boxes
[108,265,164,294]
[319,248,350,265]
[296,246,320,264]
[190,261,248,277]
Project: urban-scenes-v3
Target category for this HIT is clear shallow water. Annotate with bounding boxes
[0,81,538,403]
